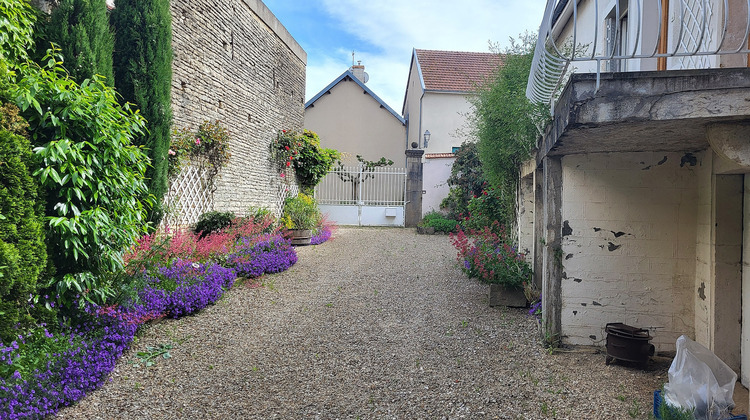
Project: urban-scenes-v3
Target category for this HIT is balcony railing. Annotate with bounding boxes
[527,0,750,110]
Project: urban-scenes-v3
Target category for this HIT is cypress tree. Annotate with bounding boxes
[42,0,114,85]
[0,105,47,343]
[111,0,173,226]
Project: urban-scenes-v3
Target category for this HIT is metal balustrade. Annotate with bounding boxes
[527,0,750,110]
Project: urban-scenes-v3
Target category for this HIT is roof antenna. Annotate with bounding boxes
[352,51,355,67]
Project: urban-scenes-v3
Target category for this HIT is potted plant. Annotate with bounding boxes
[450,224,533,307]
[282,193,321,246]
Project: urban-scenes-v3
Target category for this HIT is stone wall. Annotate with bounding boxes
[170,0,306,216]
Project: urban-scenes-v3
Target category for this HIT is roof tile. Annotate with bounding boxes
[416,49,504,92]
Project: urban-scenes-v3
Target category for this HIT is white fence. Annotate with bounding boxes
[315,165,406,226]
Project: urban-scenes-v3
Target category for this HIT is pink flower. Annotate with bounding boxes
[195,137,201,145]
[168,149,176,156]
[279,173,285,178]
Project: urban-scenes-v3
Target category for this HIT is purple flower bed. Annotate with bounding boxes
[0,232,301,418]
[310,226,332,245]
[0,305,145,419]
[226,234,297,277]
[138,260,237,318]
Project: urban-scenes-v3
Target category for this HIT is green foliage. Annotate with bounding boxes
[10,49,151,307]
[169,120,232,190]
[658,388,695,420]
[271,130,340,193]
[193,211,235,239]
[464,186,512,234]
[39,0,114,86]
[0,110,47,343]
[294,130,339,192]
[282,193,321,230]
[470,33,547,228]
[440,141,487,219]
[420,211,458,233]
[111,0,173,224]
[0,0,36,66]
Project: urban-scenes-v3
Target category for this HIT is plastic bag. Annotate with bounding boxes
[663,335,737,420]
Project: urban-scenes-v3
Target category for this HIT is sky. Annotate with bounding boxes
[263,0,548,113]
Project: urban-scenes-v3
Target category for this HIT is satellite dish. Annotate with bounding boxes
[363,72,369,83]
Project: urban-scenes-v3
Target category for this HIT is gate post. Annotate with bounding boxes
[404,149,424,228]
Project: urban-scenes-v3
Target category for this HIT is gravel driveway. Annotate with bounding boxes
[57,227,667,419]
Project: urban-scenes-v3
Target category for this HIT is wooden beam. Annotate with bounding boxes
[658,0,669,71]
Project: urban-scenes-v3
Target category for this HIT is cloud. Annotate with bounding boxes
[301,0,547,112]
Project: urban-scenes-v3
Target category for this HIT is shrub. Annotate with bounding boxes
[193,211,235,239]
[440,141,487,220]
[282,193,321,230]
[0,119,47,343]
[450,223,532,289]
[421,211,459,233]
[0,0,36,66]
[40,0,114,85]
[11,50,151,308]
[464,186,510,233]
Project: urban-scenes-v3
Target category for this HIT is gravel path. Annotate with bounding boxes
[57,227,667,419]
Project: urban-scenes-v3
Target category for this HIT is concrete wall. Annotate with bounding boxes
[170,0,306,216]
[304,77,406,167]
[422,156,455,214]
[560,151,701,351]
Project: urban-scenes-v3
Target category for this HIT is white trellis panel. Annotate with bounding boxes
[163,166,212,229]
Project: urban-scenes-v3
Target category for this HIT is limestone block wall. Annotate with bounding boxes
[559,151,704,352]
[170,0,306,216]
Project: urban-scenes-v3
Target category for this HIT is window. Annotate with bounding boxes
[606,0,629,72]
[452,146,461,154]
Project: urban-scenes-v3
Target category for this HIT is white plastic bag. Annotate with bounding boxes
[663,335,737,420]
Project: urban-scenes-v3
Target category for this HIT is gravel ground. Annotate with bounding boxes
[56,227,669,419]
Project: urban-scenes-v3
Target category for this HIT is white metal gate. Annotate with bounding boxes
[314,165,406,226]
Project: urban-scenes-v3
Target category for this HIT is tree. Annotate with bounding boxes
[0,105,47,343]
[440,140,487,219]
[40,0,114,85]
[111,0,172,225]
[469,33,547,228]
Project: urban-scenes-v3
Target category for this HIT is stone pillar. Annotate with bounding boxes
[533,167,544,291]
[405,149,424,228]
[542,156,563,346]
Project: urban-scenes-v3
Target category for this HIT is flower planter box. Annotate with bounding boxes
[288,229,312,246]
[488,283,527,308]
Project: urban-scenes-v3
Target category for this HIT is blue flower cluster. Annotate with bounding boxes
[0,306,139,419]
[138,260,237,318]
[310,226,332,245]
[0,232,300,419]
[226,234,297,277]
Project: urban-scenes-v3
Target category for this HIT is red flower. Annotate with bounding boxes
[483,191,488,195]
[285,146,290,151]
[286,161,291,167]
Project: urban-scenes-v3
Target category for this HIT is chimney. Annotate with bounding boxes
[350,61,367,83]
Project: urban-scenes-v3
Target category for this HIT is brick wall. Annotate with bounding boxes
[170,0,306,216]
[560,151,704,352]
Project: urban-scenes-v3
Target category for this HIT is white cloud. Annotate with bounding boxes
[303,0,547,112]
